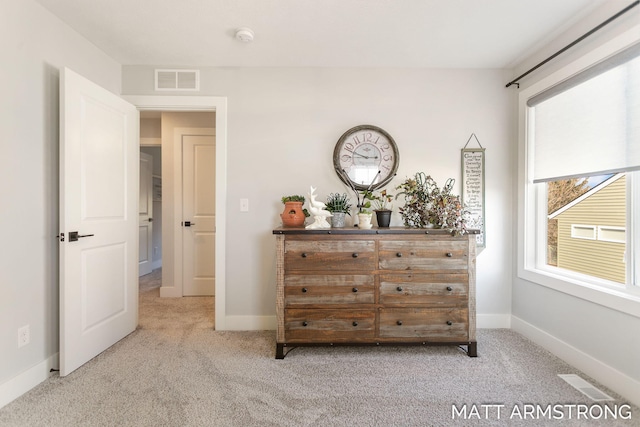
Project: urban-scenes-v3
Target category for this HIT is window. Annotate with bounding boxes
[571,225,596,240]
[547,174,626,284]
[518,33,640,314]
[598,226,626,244]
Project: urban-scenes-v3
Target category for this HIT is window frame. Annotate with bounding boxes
[517,27,640,318]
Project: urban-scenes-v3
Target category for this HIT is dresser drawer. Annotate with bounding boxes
[285,240,375,271]
[284,274,374,305]
[380,273,468,306]
[379,240,468,271]
[379,308,469,341]
[284,309,376,341]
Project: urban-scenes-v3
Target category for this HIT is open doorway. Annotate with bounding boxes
[138,111,216,298]
[124,94,227,330]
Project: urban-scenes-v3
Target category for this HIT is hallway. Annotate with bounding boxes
[139,269,215,330]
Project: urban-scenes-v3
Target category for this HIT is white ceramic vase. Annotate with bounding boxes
[357,212,373,229]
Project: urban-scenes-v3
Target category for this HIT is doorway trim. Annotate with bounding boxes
[123,95,227,330]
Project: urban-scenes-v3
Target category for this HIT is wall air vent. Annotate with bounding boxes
[154,69,200,91]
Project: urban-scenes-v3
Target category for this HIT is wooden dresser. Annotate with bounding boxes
[273,227,478,359]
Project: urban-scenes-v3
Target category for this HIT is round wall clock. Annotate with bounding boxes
[333,124,399,191]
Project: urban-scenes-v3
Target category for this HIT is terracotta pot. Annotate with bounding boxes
[281,201,305,227]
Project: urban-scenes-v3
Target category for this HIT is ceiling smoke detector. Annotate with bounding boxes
[235,28,254,43]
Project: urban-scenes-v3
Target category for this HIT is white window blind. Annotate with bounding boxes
[528,43,640,183]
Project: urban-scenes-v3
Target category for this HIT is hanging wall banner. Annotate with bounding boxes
[461,134,485,249]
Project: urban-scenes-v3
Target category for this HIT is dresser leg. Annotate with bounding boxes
[276,344,285,359]
[468,342,477,357]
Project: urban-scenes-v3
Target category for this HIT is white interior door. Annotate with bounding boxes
[59,68,139,376]
[139,152,153,276]
[180,131,215,296]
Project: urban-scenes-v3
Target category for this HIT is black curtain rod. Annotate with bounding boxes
[506,0,640,88]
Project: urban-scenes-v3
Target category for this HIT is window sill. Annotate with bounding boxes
[518,266,640,319]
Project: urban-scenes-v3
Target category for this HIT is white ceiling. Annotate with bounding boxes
[35,0,609,68]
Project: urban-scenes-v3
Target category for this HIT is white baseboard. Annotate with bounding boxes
[222,315,277,331]
[477,313,511,328]
[152,260,162,270]
[159,286,181,298]
[511,315,640,407]
[0,353,58,409]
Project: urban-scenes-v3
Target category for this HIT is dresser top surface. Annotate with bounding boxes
[273,227,479,236]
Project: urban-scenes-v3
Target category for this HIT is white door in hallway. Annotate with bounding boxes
[179,130,215,296]
[139,152,153,276]
[59,68,139,376]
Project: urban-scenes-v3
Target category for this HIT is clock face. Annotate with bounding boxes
[333,125,399,191]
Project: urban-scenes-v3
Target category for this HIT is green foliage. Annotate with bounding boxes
[281,195,305,204]
[325,193,352,215]
[371,189,394,211]
[357,190,374,213]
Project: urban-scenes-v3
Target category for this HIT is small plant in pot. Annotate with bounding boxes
[325,193,352,228]
[356,191,374,229]
[371,189,394,228]
[280,195,309,227]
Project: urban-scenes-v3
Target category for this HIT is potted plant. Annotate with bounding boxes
[356,191,374,229]
[325,193,352,228]
[280,195,309,227]
[371,189,394,228]
[395,172,467,235]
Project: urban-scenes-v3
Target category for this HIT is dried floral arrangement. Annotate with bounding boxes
[395,172,467,235]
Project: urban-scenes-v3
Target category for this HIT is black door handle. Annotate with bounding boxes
[68,231,94,242]
[183,221,196,227]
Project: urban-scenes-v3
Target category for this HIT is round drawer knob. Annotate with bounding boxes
[301,253,307,258]
[446,320,453,326]
[352,287,358,293]
[396,252,402,257]
[302,321,308,327]
[352,253,358,258]
[397,320,403,326]
[446,286,453,292]
[446,252,453,258]
[302,287,308,293]
[396,286,403,292]
[352,321,358,327]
